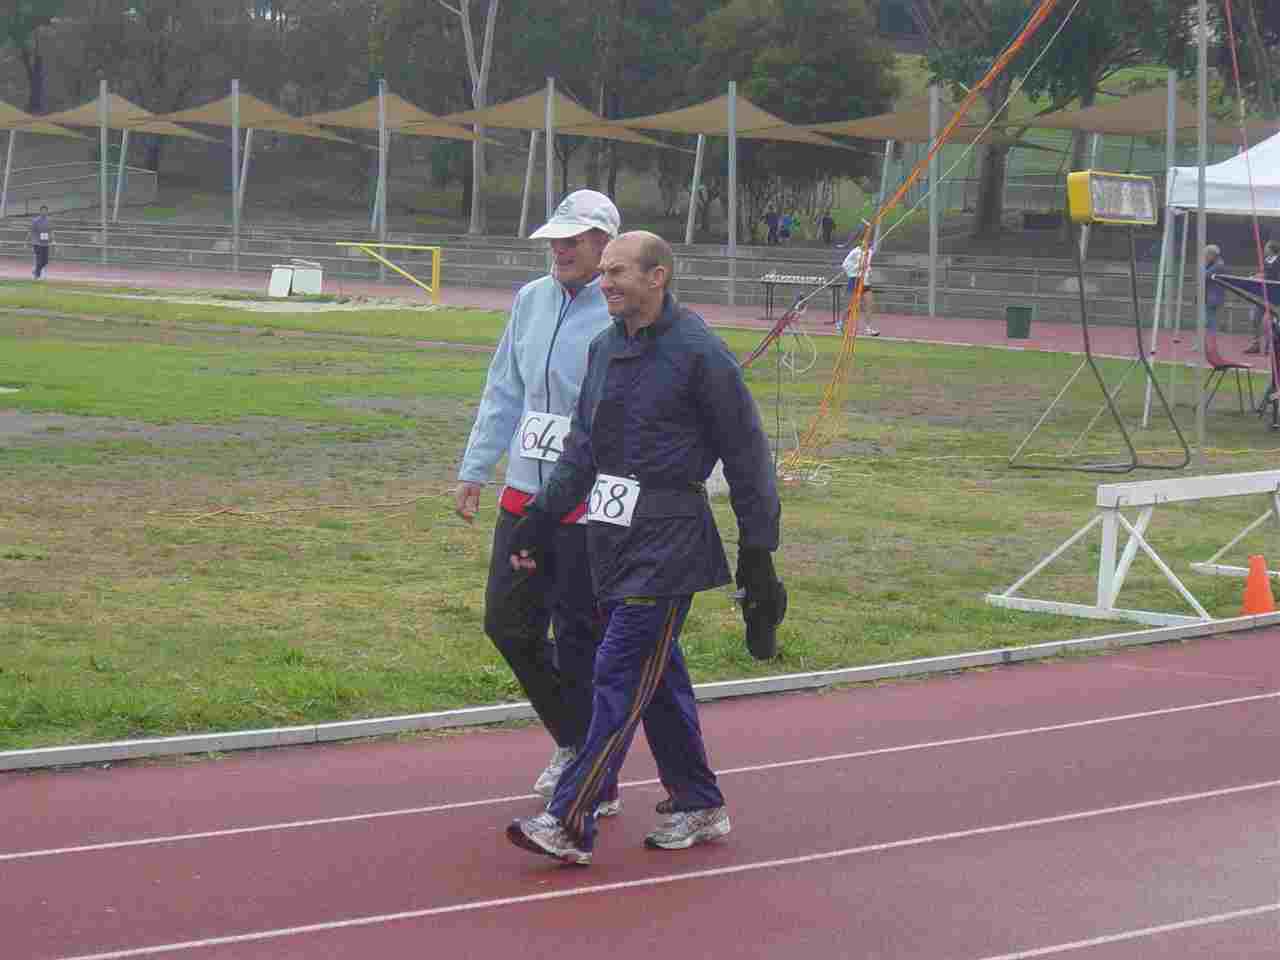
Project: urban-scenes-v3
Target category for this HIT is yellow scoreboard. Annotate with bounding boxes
[1066,171,1158,226]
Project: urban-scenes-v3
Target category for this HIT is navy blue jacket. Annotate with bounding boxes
[532,293,780,601]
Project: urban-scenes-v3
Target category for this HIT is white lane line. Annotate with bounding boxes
[8,688,1279,864]
[971,902,1280,959]
[50,778,1280,960]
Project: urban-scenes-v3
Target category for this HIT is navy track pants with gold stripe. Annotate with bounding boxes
[548,595,724,850]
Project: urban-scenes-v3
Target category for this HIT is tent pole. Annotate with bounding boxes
[685,133,705,246]
[231,79,240,274]
[99,79,108,266]
[518,130,537,238]
[113,128,129,223]
[545,77,554,273]
[928,85,939,316]
[378,78,387,282]
[1195,0,1207,454]
[1,130,16,219]
[727,80,737,306]
[1143,70,1179,428]
[872,139,893,251]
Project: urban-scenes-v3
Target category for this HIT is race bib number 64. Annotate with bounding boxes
[518,412,570,462]
[588,474,640,527]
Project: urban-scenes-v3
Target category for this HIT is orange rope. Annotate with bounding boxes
[785,0,1067,466]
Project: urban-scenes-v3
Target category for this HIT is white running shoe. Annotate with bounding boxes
[533,745,576,798]
[644,806,731,850]
[507,812,591,865]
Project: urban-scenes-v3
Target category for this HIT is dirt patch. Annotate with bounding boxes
[0,411,330,447]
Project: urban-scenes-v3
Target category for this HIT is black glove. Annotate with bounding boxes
[494,508,558,639]
[735,547,787,660]
[508,506,557,570]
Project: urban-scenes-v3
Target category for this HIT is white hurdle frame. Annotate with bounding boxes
[987,470,1280,627]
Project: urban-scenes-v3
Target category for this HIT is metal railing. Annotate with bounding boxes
[2,162,158,218]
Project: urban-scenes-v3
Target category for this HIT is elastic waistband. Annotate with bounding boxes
[499,486,587,524]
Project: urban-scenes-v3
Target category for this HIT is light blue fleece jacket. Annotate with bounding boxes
[458,274,612,495]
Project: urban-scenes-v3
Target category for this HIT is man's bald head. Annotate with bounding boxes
[611,231,674,288]
[599,231,677,330]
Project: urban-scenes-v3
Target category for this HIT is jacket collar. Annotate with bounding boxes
[611,292,679,340]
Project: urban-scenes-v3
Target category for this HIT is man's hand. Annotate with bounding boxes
[508,508,556,573]
[455,481,483,523]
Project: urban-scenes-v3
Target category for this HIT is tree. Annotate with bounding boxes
[437,0,499,234]
[917,0,1191,237]
[2,0,66,113]
[695,0,899,241]
[1223,0,1278,119]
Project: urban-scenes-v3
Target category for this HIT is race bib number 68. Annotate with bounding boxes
[588,474,640,527]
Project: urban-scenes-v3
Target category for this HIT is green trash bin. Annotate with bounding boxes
[1006,304,1034,339]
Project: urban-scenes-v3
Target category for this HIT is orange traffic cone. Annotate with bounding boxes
[1241,554,1276,615]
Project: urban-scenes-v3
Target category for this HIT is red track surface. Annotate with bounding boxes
[5,628,1280,959]
[0,255,1265,365]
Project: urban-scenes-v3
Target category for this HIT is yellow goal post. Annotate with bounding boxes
[335,242,443,304]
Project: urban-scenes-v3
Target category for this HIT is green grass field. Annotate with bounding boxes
[2,280,1277,750]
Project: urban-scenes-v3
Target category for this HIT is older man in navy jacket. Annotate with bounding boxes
[505,231,782,865]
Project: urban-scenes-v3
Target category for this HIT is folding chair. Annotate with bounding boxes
[1204,335,1255,413]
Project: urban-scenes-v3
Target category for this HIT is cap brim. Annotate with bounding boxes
[529,219,600,240]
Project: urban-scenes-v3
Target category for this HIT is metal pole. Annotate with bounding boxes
[545,77,555,273]
[112,128,129,222]
[231,79,240,273]
[1143,70,1179,428]
[872,138,893,250]
[928,85,939,316]
[518,130,538,238]
[727,80,738,306]
[378,78,387,281]
[1,130,15,219]
[99,78,108,265]
[1195,0,1207,453]
[544,77,554,224]
[684,133,705,245]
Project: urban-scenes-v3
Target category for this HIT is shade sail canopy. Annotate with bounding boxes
[38,92,215,142]
[304,93,479,140]
[1030,88,1279,145]
[799,96,996,144]
[442,90,670,146]
[612,94,849,147]
[1167,128,1280,215]
[0,99,83,138]
[157,93,353,143]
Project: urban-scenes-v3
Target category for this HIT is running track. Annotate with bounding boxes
[4,627,1279,959]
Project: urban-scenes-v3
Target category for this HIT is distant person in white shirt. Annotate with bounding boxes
[841,242,879,336]
[31,206,52,280]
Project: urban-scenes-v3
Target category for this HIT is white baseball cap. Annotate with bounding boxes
[530,189,620,240]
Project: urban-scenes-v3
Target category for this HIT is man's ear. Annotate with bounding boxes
[650,265,669,290]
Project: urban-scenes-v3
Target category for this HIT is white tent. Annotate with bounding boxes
[1166,129,1280,215]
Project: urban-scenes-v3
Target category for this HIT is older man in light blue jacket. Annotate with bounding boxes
[455,190,623,812]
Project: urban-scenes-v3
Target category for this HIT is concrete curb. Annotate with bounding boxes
[4,612,1277,772]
